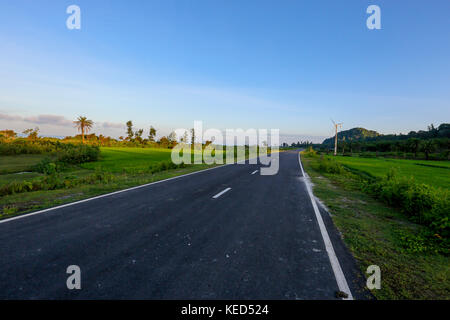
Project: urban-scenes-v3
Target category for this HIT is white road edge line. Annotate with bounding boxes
[251,170,258,175]
[298,152,354,300]
[0,161,249,225]
[212,187,231,199]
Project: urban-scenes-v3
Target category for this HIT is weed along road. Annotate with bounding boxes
[0,150,364,299]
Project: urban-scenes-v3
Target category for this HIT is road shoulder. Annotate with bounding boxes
[301,153,450,299]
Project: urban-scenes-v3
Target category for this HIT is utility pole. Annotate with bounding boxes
[331,120,343,156]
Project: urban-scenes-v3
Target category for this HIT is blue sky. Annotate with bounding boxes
[0,0,449,142]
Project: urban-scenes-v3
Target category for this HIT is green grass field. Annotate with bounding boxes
[0,154,47,174]
[81,147,175,173]
[0,147,218,218]
[330,156,449,190]
[80,146,249,173]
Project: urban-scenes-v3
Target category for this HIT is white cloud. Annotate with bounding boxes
[99,121,125,129]
[0,113,72,126]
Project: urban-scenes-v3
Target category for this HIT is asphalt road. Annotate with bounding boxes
[0,150,367,299]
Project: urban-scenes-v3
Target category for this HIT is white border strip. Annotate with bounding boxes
[298,152,353,300]
[0,162,240,225]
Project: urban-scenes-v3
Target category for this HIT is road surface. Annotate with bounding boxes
[0,150,366,299]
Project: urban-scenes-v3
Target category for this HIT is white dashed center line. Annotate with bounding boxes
[212,187,232,199]
[251,170,258,175]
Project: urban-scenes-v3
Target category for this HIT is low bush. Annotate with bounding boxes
[32,144,99,173]
[396,229,449,255]
[56,144,100,164]
[0,139,51,155]
[301,147,317,158]
[33,158,65,174]
[0,170,115,197]
[1,205,18,216]
[149,161,187,174]
[361,171,449,237]
[0,139,100,164]
[317,157,345,174]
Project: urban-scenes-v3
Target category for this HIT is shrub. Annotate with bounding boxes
[0,170,115,197]
[148,161,187,174]
[1,206,18,216]
[362,171,449,237]
[317,158,345,174]
[396,229,449,255]
[168,161,178,170]
[0,139,100,165]
[0,140,49,155]
[57,144,100,164]
[160,161,169,171]
[302,147,317,158]
[33,158,63,174]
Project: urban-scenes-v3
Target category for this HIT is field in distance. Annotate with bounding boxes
[331,155,449,190]
[81,147,176,173]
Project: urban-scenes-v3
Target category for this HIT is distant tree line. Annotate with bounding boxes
[281,141,314,148]
[318,123,450,160]
[0,116,203,151]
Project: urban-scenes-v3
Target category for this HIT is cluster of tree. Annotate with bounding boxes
[0,130,18,140]
[319,123,450,160]
[0,128,39,141]
[1,116,203,150]
[333,137,448,159]
[120,120,183,148]
[323,124,449,145]
[379,123,450,141]
[281,141,314,148]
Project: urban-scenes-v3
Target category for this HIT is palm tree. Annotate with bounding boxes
[73,116,93,144]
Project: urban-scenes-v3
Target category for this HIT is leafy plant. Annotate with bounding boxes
[33,158,62,174]
[396,229,449,255]
[56,144,100,164]
[2,205,18,216]
[362,172,449,237]
[317,157,345,174]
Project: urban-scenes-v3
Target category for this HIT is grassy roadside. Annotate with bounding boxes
[301,153,449,299]
[0,163,218,220]
[0,146,278,220]
[0,147,221,220]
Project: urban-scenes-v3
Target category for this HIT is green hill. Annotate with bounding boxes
[322,127,380,145]
[321,123,450,146]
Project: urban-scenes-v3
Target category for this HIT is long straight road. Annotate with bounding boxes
[0,150,364,299]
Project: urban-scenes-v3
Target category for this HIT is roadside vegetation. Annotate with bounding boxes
[301,148,449,299]
[0,117,205,218]
[0,146,214,219]
[0,116,273,219]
